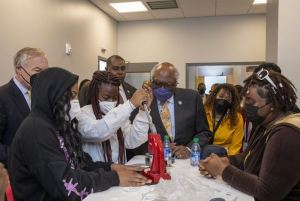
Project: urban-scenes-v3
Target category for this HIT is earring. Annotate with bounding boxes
[270,107,274,111]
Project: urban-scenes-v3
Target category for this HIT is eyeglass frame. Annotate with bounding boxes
[151,79,178,89]
[256,68,278,94]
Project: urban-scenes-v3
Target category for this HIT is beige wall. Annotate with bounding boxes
[266,0,278,62]
[0,0,117,85]
[117,15,266,87]
[277,0,300,104]
[266,0,300,104]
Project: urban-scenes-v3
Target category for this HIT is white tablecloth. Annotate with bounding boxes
[84,155,254,201]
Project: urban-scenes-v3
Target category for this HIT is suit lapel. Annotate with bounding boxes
[122,82,133,99]
[174,89,184,141]
[9,80,30,117]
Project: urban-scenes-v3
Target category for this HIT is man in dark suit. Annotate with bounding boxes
[130,62,211,159]
[0,47,48,165]
[105,55,136,103]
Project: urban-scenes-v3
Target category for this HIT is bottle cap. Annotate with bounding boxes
[193,137,199,143]
[164,135,169,141]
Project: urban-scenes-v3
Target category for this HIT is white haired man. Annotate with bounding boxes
[0,47,48,166]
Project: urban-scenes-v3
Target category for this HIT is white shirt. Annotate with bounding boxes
[13,76,31,109]
[76,100,150,163]
[119,85,127,102]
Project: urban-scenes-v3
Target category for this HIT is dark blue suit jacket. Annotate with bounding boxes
[0,79,30,165]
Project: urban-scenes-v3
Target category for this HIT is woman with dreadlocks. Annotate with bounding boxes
[9,68,150,201]
[199,68,300,201]
[76,71,151,164]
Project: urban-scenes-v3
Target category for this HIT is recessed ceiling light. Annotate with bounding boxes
[253,0,267,4]
[110,1,148,13]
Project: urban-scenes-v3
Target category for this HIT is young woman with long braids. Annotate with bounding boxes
[200,68,300,201]
[9,68,150,201]
[76,71,152,164]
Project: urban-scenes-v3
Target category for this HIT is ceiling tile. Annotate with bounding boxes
[89,0,125,21]
[121,12,154,21]
[150,8,184,19]
[248,4,266,14]
[179,0,216,17]
[216,0,253,16]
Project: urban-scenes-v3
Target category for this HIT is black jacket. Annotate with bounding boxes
[9,68,119,201]
[0,79,30,166]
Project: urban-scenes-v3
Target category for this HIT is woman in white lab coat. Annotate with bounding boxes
[76,71,152,164]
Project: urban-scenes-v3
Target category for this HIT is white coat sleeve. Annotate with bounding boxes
[76,101,135,142]
[122,109,150,149]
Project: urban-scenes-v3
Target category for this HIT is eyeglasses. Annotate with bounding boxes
[111,65,126,71]
[256,68,277,94]
[152,80,177,88]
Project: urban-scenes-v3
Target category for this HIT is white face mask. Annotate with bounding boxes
[69,99,81,120]
[99,101,117,114]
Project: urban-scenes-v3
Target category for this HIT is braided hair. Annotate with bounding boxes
[243,68,297,113]
[89,71,126,163]
[53,89,86,168]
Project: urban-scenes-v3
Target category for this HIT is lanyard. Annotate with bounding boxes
[210,110,226,144]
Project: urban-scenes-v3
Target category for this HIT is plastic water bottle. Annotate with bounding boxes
[190,137,201,166]
[163,135,172,166]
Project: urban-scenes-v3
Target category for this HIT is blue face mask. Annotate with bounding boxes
[153,87,173,102]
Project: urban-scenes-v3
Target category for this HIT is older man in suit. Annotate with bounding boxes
[131,62,211,159]
[0,47,48,165]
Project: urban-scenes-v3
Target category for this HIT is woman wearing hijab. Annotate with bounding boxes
[9,67,150,201]
[200,68,300,201]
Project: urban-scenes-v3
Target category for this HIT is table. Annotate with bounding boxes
[84,155,254,201]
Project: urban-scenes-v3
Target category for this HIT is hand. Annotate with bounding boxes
[142,80,152,90]
[199,164,214,178]
[130,89,148,108]
[0,163,8,199]
[111,164,145,172]
[200,154,230,178]
[113,165,151,187]
[171,145,190,159]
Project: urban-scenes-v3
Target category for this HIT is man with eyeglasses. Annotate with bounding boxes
[132,62,211,159]
[0,47,48,166]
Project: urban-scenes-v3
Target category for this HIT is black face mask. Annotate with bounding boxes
[214,99,231,115]
[244,104,267,125]
[198,88,206,95]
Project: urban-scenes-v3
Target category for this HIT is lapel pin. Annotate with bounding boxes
[178,101,182,105]
[127,90,130,94]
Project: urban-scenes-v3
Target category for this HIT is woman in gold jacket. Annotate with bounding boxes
[204,83,243,155]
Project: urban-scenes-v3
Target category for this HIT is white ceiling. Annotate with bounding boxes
[89,0,266,21]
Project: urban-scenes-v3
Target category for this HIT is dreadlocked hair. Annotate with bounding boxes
[89,71,126,163]
[205,83,240,128]
[53,89,86,168]
[243,69,297,113]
